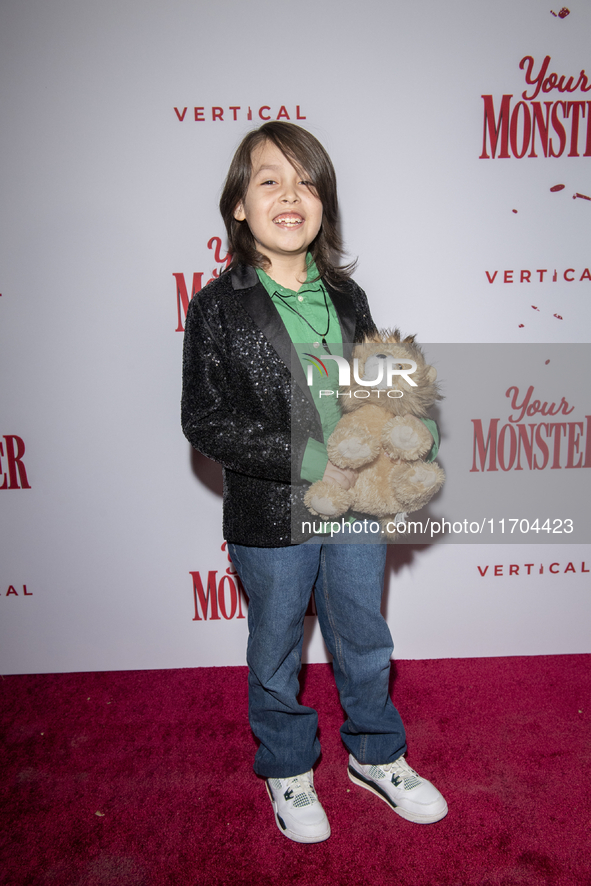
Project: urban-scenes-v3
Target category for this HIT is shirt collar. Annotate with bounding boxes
[256,256,323,299]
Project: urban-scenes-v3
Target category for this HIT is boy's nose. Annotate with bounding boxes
[281,186,299,203]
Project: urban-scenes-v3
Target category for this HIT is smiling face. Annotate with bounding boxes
[233,140,323,274]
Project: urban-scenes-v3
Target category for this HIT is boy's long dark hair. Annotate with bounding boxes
[219,121,355,287]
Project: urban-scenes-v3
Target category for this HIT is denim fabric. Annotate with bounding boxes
[228,529,407,778]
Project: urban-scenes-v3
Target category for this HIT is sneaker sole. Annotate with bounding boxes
[347,765,448,824]
[265,781,331,844]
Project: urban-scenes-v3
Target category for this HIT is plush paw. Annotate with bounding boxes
[304,481,352,517]
[382,415,433,461]
[388,461,445,509]
[327,426,380,469]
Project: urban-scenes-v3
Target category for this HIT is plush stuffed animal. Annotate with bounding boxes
[304,330,444,538]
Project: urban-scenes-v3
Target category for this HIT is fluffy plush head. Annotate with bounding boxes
[340,329,441,416]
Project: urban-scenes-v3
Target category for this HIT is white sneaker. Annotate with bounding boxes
[266,770,331,843]
[348,754,448,824]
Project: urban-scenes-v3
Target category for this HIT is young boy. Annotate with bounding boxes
[181,122,447,843]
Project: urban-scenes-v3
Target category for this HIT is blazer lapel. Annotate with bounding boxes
[325,283,357,361]
[232,268,315,408]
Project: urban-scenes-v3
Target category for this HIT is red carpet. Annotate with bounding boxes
[1,656,590,886]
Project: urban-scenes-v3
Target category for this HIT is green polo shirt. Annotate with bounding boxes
[256,260,439,483]
[257,260,339,482]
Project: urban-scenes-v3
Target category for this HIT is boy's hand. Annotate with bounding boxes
[323,461,357,490]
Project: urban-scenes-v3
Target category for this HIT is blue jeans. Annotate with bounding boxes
[228,531,407,778]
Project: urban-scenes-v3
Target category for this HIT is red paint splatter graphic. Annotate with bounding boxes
[519,324,525,328]
[531,306,540,311]
[552,270,558,282]
[553,314,563,319]
[573,192,591,201]
[512,209,518,213]
[550,184,565,192]
[545,359,551,364]
[550,7,570,17]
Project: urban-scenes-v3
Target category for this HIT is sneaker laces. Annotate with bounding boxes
[378,757,423,790]
[275,773,318,807]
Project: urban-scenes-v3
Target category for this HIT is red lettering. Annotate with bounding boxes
[582,562,590,573]
[0,436,31,489]
[191,571,220,621]
[480,94,512,158]
[259,106,271,120]
[567,101,586,156]
[174,107,187,121]
[485,271,498,283]
[507,385,532,423]
[534,423,550,469]
[507,386,574,423]
[494,565,503,576]
[528,102,552,157]
[510,101,532,157]
[229,106,240,120]
[194,107,205,121]
[296,106,306,120]
[504,270,514,283]
[525,564,534,574]
[217,575,237,619]
[549,563,560,574]
[520,55,551,101]
[564,562,576,573]
[564,268,575,281]
[515,424,535,470]
[555,398,574,417]
[509,565,519,575]
[537,269,547,281]
[550,102,567,157]
[173,272,204,332]
[585,103,591,156]
[580,269,591,281]
[6,585,17,596]
[520,270,531,282]
[566,422,584,468]
[207,236,231,267]
[23,585,32,596]
[276,105,290,120]
[477,566,489,576]
[212,107,224,121]
[549,423,567,468]
[498,424,517,471]
[471,418,499,471]
[584,416,591,467]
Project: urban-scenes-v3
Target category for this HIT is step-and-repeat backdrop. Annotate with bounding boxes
[1,0,589,674]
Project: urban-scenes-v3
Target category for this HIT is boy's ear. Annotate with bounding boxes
[234,203,246,221]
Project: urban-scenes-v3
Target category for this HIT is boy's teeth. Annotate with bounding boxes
[274,216,302,226]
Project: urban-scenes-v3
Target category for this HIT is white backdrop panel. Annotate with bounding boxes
[0,0,589,674]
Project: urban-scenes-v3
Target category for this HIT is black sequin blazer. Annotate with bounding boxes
[181,264,377,547]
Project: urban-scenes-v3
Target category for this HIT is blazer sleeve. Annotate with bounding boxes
[181,294,295,484]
